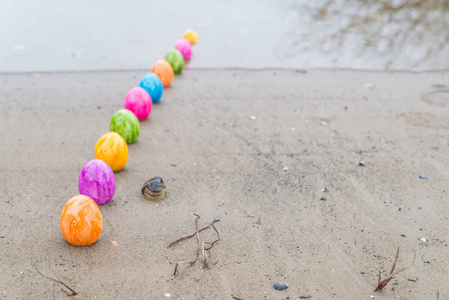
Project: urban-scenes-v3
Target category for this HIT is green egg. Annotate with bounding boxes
[165,49,185,74]
[110,109,140,144]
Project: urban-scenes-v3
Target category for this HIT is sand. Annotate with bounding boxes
[0,69,448,299]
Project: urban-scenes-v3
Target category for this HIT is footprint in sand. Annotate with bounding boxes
[420,85,449,107]
[398,112,449,129]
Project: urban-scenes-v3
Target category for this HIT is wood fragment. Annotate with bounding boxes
[169,214,221,275]
[374,247,416,292]
[167,218,220,248]
[232,296,245,300]
[34,266,77,296]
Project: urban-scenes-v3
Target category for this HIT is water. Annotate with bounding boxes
[1,0,448,73]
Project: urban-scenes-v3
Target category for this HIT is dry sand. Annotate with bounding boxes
[0,69,448,299]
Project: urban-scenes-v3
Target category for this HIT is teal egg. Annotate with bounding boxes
[110,109,140,144]
[165,49,185,74]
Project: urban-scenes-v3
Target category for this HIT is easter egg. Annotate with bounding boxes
[78,159,116,205]
[151,60,174,88]
[183,29,199,45]
[60,195,102,246]
[94,132,128,172]
[139,73,163,103]
[110,109,140,144]
[124,87,152,120]
[165,49,184,74]
[174,38,192,60]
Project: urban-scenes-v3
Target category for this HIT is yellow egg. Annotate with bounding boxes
[94,132,128,172]
[183,29,199,45]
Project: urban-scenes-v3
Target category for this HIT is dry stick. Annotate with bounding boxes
[34,266,77,296]
[167,218,221,248]
[171,216,221,275]
[173,214,202,276]
[204,221,221,251]
[374,247,416,292]
[202,220,222,268]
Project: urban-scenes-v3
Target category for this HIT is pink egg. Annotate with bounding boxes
[124,87,152,120]
[174,38,192,60]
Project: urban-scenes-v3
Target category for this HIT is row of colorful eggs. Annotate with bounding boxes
[60,30,199,246]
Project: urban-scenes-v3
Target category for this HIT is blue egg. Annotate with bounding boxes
[139,73,163,103]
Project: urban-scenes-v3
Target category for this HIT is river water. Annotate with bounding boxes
[1,0,448,72]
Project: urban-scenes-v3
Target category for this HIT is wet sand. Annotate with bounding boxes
[0,69,448,299]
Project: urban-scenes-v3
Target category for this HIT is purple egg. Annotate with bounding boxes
[78,159,116,205]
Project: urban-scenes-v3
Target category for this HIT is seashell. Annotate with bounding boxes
[141,176,166,201]
[273,282,288,291]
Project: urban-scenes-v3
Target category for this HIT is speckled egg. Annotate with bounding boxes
[139,73,163,103]
[110,109,140,144]
[94,132,128,172]
[165,49,185,74]
[152,60,174,88]
[124,87,152,120]
[78,159,116,205]
[60,195,103,246]
[174,38,192,60]
[183,29,199,45]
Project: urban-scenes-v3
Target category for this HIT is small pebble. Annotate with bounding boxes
[320,197,326,201]
[361,271,365,274]
[401,234,406,237]
[164,293,171,297]
[273,282,288,291]
[320,121,328,126]
[322,188,329,193]
[169,164,177,167]
[250,116,256,120]
[420,238,428,242]
[419,175,428,179]
[369,296,375,299]
[283,167,288,171]
[359,160,365,166]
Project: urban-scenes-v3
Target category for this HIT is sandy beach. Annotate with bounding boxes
[0,69,448,299]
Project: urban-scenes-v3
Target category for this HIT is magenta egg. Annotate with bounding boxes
[78,159,116,205]
[124,87,152,120]
[174,38,192,60]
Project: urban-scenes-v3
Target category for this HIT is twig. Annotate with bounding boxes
[167,218,220,248]
[374,247,416,292]
[170,215,221,275]
[34,266,77,296]
[232,296,246,300]
[173,215,202,276]
[204,220,221,251]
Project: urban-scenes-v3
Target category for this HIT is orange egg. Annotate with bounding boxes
[94,132,128,172]
[60,195,103,246]
[152,59,174,88]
